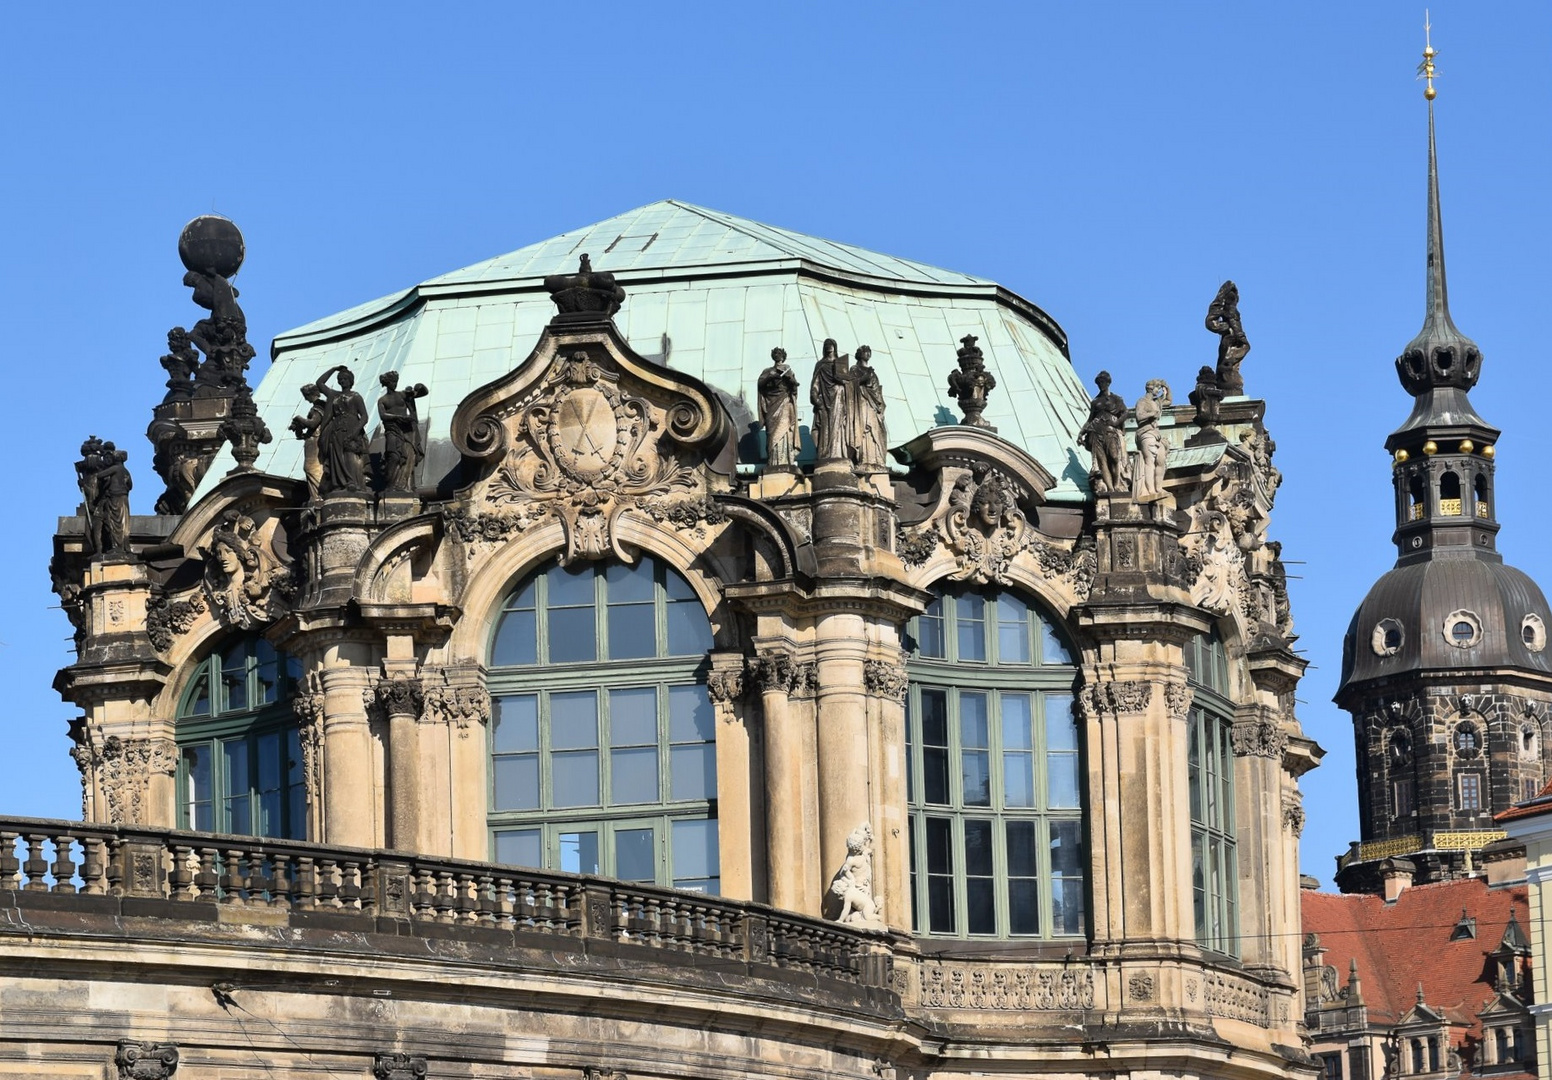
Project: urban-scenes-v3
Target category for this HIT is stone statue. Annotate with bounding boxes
[76,436,133,557]
[1132,379,1170,504]
[158,327,199,402]
[1189,365,1223,429]
[377,371,430,493]
[290,384,326,501]
[182,247,255,397]
[946,334,996,429]
[313,366,370,495]
[1078,371,1130,494]
[1205,280,1250,395]
[830,822,884,928]
[851,345,888,471]
[219,385,271,471]
[810,338,851,463]
[756,347,800,469]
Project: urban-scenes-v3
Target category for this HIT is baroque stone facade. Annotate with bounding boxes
[34,204,1318,1080]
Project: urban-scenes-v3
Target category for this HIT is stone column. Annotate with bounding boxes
[422,667,491,861]
[814,611,871,910]
[707,655,752,901]
[750,646,806,913]
[319,662,377,848]
[864,652,910,931]
[377,673,424,852]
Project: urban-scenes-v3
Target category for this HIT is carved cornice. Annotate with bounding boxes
[706,669,745,707]
[1232,717,1289,759]
[421,674,492,737]
[746,650,797,695]
[1079,680,1153,717]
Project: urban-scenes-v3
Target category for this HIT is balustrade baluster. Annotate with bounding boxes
[357,860,377,914]
[195,848,220,900]
[49,834,77,894]
[220,848,247,904]
[293,856,317,908]
[338,860,362,909]
[80,837,107,896]
[317,859,341,908]
[454,871,477,923]
[433,871,457,923]
[491,875,515,928]
[269,854,292,909]
[168,845,194,900]
[411,868,436,920]
[474,872,496,925]
[22,834,50,892]
[0,832,20,891]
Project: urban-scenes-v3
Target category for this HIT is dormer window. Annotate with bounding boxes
[1450,909,1477,940]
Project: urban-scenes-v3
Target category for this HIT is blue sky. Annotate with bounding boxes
[2,3,1548,884]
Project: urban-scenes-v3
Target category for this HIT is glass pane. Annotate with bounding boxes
[670,744,717,801]
[222,661,247,713]
[1009,878,1040,935]
[956,594,986,661]
[1052,876,1085,935]
[495,828,540,868]
[669,685,714,743]
[547,563,595,607]
[611,747,659,804]
[923,748,950,806]
[1004,751,1034,808]
[552,751,600,807]
[559,830,599,875]
[927,876,955,934]
[605,560,655,604]
[997,594,1030,663]
[1050,819,1083,876]
[1002,694,1032,749]
[664,568,697,601]
[492,695,539,753]
[666,600,713,656]
[1048,752,1080,809]
[257,733,282,793]
[550,692,598,749]
[493,755,539,811]
[961,751,991,806]
[223,738,250,799]
[258,789,281,838]
[917,602,945,659]
[1044,694,1076,749]
[616,827,656,881]
[960,692,988,748]
[921,687,950,804]
[492,608,538,666]
[672,819,719,880]
[183,744,212,831]
[226,794,250,834]
[505,579,537,611]
[608,603,656,660]
[1041,618,1074,664]
[966,877,995,935]
[186,673,210,717]
[925,816,953,874]
[919,689,948,746]
[548,606,596,664]
[964,819,994,876]
[257,642,280,705]
[1006,820,1038,876]
[610,687,658,746]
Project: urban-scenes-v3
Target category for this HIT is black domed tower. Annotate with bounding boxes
[1334,62,1552,894]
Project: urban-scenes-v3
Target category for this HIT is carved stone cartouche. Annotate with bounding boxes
[1205,279,1249,395]
[946,334,997,430]
[116,1039,179,1080]
[373,1052,428,1080]
[199,509,292,629]
[544,253,626,320]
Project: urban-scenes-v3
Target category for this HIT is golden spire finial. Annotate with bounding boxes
[1418,10,1438,100]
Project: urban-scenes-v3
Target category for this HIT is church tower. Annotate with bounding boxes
[1334,49,1552,893]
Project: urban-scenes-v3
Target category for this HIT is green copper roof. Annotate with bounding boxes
[206,201,1094,500]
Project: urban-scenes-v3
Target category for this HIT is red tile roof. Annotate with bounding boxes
[1496,776,1552,823]
[1302,878,1528,1042]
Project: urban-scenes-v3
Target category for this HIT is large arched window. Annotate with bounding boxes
[1185,629,1237,955]
[176,637,305,839]
[904,587,1084,939]
[487,558,720,894]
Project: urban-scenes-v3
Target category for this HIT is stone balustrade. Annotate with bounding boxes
[0,817,891,992]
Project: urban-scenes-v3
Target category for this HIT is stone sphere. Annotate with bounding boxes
[178,215,245,278]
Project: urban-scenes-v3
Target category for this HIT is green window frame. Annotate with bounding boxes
[487,558,720,894]
[905,588,1085,939]
[1187,630,1238,956]
[176,637,306,840]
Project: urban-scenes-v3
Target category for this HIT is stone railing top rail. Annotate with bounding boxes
[0,817,894,993]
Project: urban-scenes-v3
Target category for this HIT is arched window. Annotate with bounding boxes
[1439,471,1462,517]
[904,587,1083,939]
[487,558,719,894]
[177,637,305,839]
[1474,472,1490,518]
[1186,630,1237,955]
